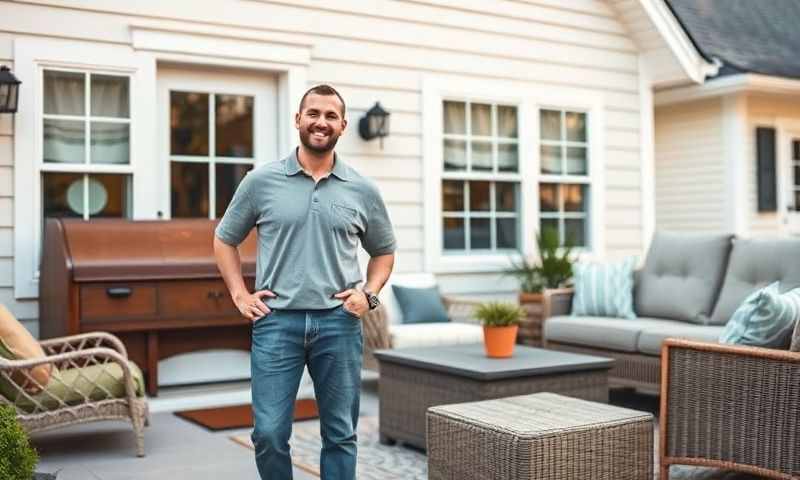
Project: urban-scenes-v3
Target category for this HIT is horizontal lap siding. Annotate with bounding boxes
[3,0,644,303]
[654,99,725,234]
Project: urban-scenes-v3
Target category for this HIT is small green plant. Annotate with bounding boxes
[474,302,525,327]
[505,227,575,293]
[0,404,38,480]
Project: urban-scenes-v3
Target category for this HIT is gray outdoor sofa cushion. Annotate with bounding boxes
[544,316,681,352]
[635,232,733,324]
[710,237,800,325]
[636,324,725,356]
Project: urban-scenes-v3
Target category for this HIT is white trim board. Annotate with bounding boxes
[655,74,800,106]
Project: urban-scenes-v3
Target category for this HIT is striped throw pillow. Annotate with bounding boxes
[571,256,637,319]
[719,282,800,348]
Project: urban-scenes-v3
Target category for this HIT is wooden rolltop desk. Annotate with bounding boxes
[39,218,257,396]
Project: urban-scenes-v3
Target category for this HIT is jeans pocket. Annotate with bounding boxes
[339,304,361,320]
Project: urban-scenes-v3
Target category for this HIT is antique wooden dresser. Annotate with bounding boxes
[39,218,257,396]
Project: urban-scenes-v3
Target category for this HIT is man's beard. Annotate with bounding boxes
[299,126,341,154]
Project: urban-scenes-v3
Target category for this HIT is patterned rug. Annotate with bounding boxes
[230,417,427,479]
[230,416,763,479]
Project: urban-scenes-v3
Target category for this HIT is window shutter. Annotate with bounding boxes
[756,127,777,212]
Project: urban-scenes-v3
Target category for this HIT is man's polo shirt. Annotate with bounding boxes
[214,148,397,310]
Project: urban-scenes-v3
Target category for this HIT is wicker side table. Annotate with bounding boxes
[427,392,654,480]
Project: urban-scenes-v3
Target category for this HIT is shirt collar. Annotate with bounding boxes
[284,147,349,181]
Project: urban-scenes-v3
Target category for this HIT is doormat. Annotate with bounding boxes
[175,399,318,431]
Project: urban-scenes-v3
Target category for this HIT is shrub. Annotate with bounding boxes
[505,227,575,293]
[475,302,525,328]
[0,403,38,480]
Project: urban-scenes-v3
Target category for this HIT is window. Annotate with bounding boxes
[539,109,590,247]
[169,91,254,218]
[41,69,133,227]
[792,139,800,211]
[441,100,520,252]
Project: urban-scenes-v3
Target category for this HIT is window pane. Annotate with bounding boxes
[90,122,129,164]
[794,140,800,161]
[171,91,209,156]
[443,101,466,134]
[795,191,800,211]
[471,141,492,171]
[42,172,83,218]
[216,94,254,158]
[470,218,491,249]
[495,182,517,212]
[171,161,209,218]
[564,218,586,247]
[44,119,85,164]
[498,143,518,172]
[444,139,466,171]
[90,74,129,118]
[566,147,587,175]
[540,110,561,141]
[540,145,562,174]
[443,217,465,249]
[497,105,517,138]
[216,163,253,218]
[565,112,586,142]
[540,218,559,243]
[795,166,800,187]
[44,70,85,116]
[564,184,588,212]
[470,103,492,136]
[90,174,131,218]
[470,181,491,211]
[539,183,559,212]
[496,218,517,249]
[442,180,464,212]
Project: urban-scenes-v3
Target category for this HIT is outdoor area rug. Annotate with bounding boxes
[230,416,427,479]
[175,399,318,431]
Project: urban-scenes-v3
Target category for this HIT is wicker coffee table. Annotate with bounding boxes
[373,344,613,449]
[427,392,654,479]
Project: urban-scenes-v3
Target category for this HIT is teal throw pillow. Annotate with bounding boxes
[571,256,637,319]
[391,285,449,324]
[719,282,799,348]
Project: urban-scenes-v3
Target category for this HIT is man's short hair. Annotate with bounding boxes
[298,84,346,117]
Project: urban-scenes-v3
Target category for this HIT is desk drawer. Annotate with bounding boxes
[81,284,158,321]
[159,280,241,318]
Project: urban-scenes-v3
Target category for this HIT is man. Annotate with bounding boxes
[213,84,396,479]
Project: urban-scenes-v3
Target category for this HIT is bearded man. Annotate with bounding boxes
[213,84,396,480]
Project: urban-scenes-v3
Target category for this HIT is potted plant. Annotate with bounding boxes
[505,227,575,346]
[0,404,56,480]
[475,302,525,358]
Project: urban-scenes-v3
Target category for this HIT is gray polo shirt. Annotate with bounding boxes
[215,148,397,310]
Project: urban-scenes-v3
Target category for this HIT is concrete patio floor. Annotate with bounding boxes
[29,375,660,480]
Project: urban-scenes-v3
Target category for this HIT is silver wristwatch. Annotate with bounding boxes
[363,288,380,310]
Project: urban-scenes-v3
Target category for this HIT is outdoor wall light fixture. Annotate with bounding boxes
[358,101,390,148]
[0,66,21,114]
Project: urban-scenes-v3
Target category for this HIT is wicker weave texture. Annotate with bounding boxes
[378,362,608,448]
[427,392,653,480]
[665,346,800,477]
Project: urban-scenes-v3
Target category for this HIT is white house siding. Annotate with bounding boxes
[654,98,727,233]
[746,94,800,236]
[0,0,646,320]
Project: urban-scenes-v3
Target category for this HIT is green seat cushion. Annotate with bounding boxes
[719,282,799,349]
[1,359,145,413]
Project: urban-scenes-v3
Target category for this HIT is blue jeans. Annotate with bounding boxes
[250,305,363,480]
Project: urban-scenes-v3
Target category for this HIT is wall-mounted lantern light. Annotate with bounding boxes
[0,66,21,114]
[358,101,390,148]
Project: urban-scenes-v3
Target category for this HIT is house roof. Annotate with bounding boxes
[666,0,800,80]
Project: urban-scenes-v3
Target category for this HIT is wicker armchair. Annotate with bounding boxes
[0,332,149,457]
[659,338,799,479]
[361,295,482,371]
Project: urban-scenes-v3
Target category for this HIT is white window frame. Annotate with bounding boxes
[423,76,606,274]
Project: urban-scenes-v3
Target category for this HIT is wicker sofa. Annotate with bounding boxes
[541,232,800,395]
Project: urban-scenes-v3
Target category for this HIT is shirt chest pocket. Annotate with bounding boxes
[330,202,360,235]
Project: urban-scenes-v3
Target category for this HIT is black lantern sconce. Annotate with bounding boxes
[0,66,21,114]
[358,102,390,148]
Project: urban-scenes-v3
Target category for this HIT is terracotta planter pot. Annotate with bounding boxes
[482,325,519,358]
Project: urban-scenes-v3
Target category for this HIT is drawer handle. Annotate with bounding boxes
[106,287,132,298]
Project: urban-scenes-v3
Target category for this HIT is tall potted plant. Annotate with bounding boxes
[505,228,574,346]
[474,302,525,358]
